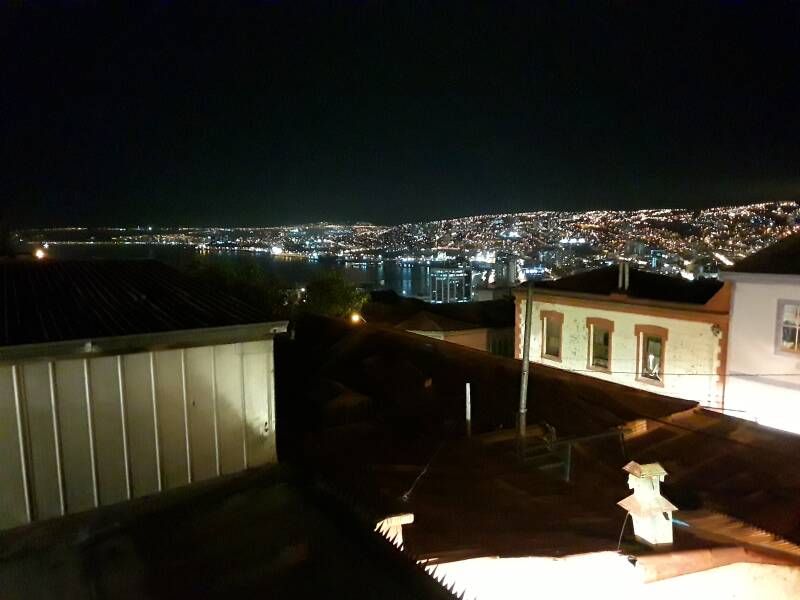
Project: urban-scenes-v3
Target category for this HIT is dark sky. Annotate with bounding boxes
[2,1,800,227]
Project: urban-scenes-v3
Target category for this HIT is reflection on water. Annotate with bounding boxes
[44,244,446,298]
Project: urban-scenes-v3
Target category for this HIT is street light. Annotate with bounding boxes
[350,312,366,324]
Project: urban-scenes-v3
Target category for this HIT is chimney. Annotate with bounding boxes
[617,461,677,546]
[618,262,631,292]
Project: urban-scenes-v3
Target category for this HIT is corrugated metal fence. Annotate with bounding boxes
[0,340,277,531]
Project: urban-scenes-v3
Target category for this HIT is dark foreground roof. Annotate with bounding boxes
[730,233,800,275]
[0,466,459,599]
[0,259,274,347]
[365,291,514,328]
[395,311,478,332]
[533,265,723,304]
[279,315,800,561]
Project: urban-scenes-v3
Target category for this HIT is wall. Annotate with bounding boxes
[0,340,277,531]
[517,298,723,405]
[407,328,514,357]
[407,328,488,352]
[723,273,800,432]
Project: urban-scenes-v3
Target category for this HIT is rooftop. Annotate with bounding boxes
[529,266,724,305]
[365,291,514,329]
[0,259,277,348]
[280,315,800,562]
[729,233,800,275]
[0,466,459,599]
[395,310,479,333]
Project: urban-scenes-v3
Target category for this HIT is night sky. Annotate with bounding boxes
[2,1,800,227]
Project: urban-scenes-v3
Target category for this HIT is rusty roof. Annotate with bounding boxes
[0,259,275,347]
[279,315,800,563]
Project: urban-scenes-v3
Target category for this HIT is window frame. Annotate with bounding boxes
[634,324,669,387]
[586,317,614,373]
[540,310,564,362]
[776,299,800,356]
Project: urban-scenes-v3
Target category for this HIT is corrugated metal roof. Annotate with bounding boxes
[0,259,275,347]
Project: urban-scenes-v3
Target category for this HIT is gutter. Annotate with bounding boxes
[0,321,289,365]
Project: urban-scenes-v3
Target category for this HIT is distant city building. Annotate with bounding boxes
[720,233,800,433]
[515,263,731,406]
[429,267,472,304]
[0,259,287,531]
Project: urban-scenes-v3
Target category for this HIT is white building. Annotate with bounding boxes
[720,234,800,432]
[515,264,731,406]
[0,259,287,531]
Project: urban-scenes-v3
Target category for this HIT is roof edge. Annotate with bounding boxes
[512,286,729,315]
[0,321,289,365]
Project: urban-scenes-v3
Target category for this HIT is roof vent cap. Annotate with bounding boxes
[617,461,677,546]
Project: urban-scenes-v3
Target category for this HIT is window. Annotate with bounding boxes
[640,336,663,381]
[587,318,614,372]
[780,303,800,353]
[540,311,563,361]
[635,325,669,386]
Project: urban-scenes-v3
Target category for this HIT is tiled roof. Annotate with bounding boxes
[729,233,800,275]
[532,265,723,305]
[0,259,274,347]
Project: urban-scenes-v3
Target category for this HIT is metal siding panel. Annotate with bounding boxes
[242,341,271,467]
[0,366,27,529]
[185,346,217,482]
[214,343,246,474]
[21,362,61,519]
[88,357,127,505]
[121,353,159,498]
[54,360,95,513]
[153,350,189,489]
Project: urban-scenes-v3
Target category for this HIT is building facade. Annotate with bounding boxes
[429,267,472,303]
[515,265,731,406]
[720,234,800,433]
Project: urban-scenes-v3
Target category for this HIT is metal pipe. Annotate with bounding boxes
[48,362,66,515]
[83,359,99,507]
[211,346,221,476]
[518,283,534,440]
[149,352,163,492]
[465,382,472,438]
[239,344,248,469]
[180,349,192,483]
[12,365,33,523]
[116,355,132,500]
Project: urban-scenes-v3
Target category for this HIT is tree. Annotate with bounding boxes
[182,257,291,319]
[302,271,368,319]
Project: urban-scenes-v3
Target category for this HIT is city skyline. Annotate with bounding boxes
[19,200,800,287]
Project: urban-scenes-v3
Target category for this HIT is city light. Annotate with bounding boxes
[34,248,46,260]
[350,312,364,324]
